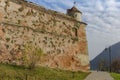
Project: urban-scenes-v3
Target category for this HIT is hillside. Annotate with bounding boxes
[91,42,120,70]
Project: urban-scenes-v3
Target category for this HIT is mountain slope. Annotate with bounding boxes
[90,42,120,70]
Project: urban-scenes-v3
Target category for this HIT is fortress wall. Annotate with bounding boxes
[0,0,89,71]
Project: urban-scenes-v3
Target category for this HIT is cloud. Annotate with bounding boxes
[27,0,120,60]
[95,0,104,11]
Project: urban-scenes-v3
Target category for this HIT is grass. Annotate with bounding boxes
[111,73,120,80]
[0,63,89,80]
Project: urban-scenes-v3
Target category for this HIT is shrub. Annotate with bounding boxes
[98,59,107,71]
[22,44,43,69]
[111,60,120,73]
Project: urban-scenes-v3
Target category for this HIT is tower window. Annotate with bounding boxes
[75,28,78,37]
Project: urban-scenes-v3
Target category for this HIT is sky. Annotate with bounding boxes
[27,0,120,60]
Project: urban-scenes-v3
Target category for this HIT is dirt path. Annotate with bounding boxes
[84,71,114,80]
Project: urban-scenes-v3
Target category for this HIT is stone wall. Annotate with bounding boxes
[0,0,89,71]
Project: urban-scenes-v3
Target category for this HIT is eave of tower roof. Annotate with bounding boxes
[69,6,82,14]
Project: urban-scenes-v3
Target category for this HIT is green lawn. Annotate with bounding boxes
[111,73,120,80]
[0,64,89,80]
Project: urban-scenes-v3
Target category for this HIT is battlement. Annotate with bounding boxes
[10,0,87,25]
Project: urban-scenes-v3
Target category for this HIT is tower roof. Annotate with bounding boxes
[67,6,82,14]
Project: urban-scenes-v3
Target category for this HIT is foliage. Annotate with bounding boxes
[22,44,43,69]
[98,59,108,71]
[18,6,24,12]
[6,38,10,42]
[4,16,8,19]
[0,63,89,80]
[111,73,120,80]
[4,0,9,11]
[71,37,78,43]
[75,23,81,29]
[18,20,21,24]
[26,9,34,16]
[63,22,66,25]
[72,27,77,32]
[111,60,120,73]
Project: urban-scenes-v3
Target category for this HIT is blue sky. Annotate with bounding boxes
[27,0,120,60]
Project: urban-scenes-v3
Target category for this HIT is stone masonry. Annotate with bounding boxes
[0,0,89,72]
